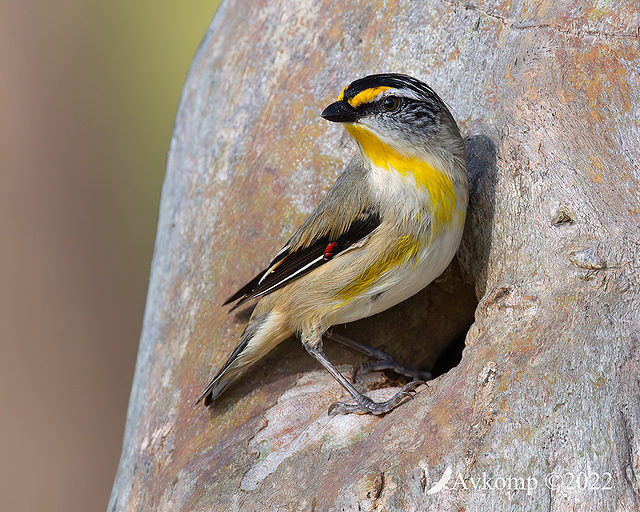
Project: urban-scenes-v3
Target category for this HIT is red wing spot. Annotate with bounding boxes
[323,242,337,260]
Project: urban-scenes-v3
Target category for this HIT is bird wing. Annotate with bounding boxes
[224,157,378,308]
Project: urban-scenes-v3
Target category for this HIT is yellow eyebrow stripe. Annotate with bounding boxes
[345,86,391,108]
[337,85,349,101]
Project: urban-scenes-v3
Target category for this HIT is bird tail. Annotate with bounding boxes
[196,310,290,406]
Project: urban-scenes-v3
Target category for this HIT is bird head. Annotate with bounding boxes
[321,73,464,166]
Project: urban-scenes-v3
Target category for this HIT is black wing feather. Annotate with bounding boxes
[224,208,380,308]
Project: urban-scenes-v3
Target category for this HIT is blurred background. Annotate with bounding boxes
[0,1,220,511]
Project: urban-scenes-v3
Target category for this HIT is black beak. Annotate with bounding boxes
[321,101,359,123]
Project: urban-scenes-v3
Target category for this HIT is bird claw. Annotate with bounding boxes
[351,356,432,383]
[328,381,425,416]
[323,331,431,384]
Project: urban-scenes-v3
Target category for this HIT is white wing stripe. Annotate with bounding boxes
[253,254,325,297]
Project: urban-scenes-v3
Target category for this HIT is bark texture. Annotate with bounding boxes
[109,1,640,510]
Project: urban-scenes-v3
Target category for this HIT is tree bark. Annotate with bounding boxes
[109,1,640,510]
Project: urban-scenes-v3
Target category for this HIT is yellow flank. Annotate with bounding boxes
[338,236,421,301]
[345,124,456,232]
[346,86,391,108]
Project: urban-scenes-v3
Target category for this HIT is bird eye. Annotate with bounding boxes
[382,96,399,111]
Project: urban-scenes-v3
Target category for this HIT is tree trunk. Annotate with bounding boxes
[109,1,640,510]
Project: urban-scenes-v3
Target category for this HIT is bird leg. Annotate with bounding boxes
[324,330,432,383]
[304,344,422,416]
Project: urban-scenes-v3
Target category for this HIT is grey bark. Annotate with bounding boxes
[109,1,640,510]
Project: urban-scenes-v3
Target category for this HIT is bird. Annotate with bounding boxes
[197,73,468,415]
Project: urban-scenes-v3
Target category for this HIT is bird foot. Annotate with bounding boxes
[323,331,431,383]
[351,353,432,383]
[328,380,424,416]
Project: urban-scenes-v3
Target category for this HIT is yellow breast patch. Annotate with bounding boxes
[345,124,456,233]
